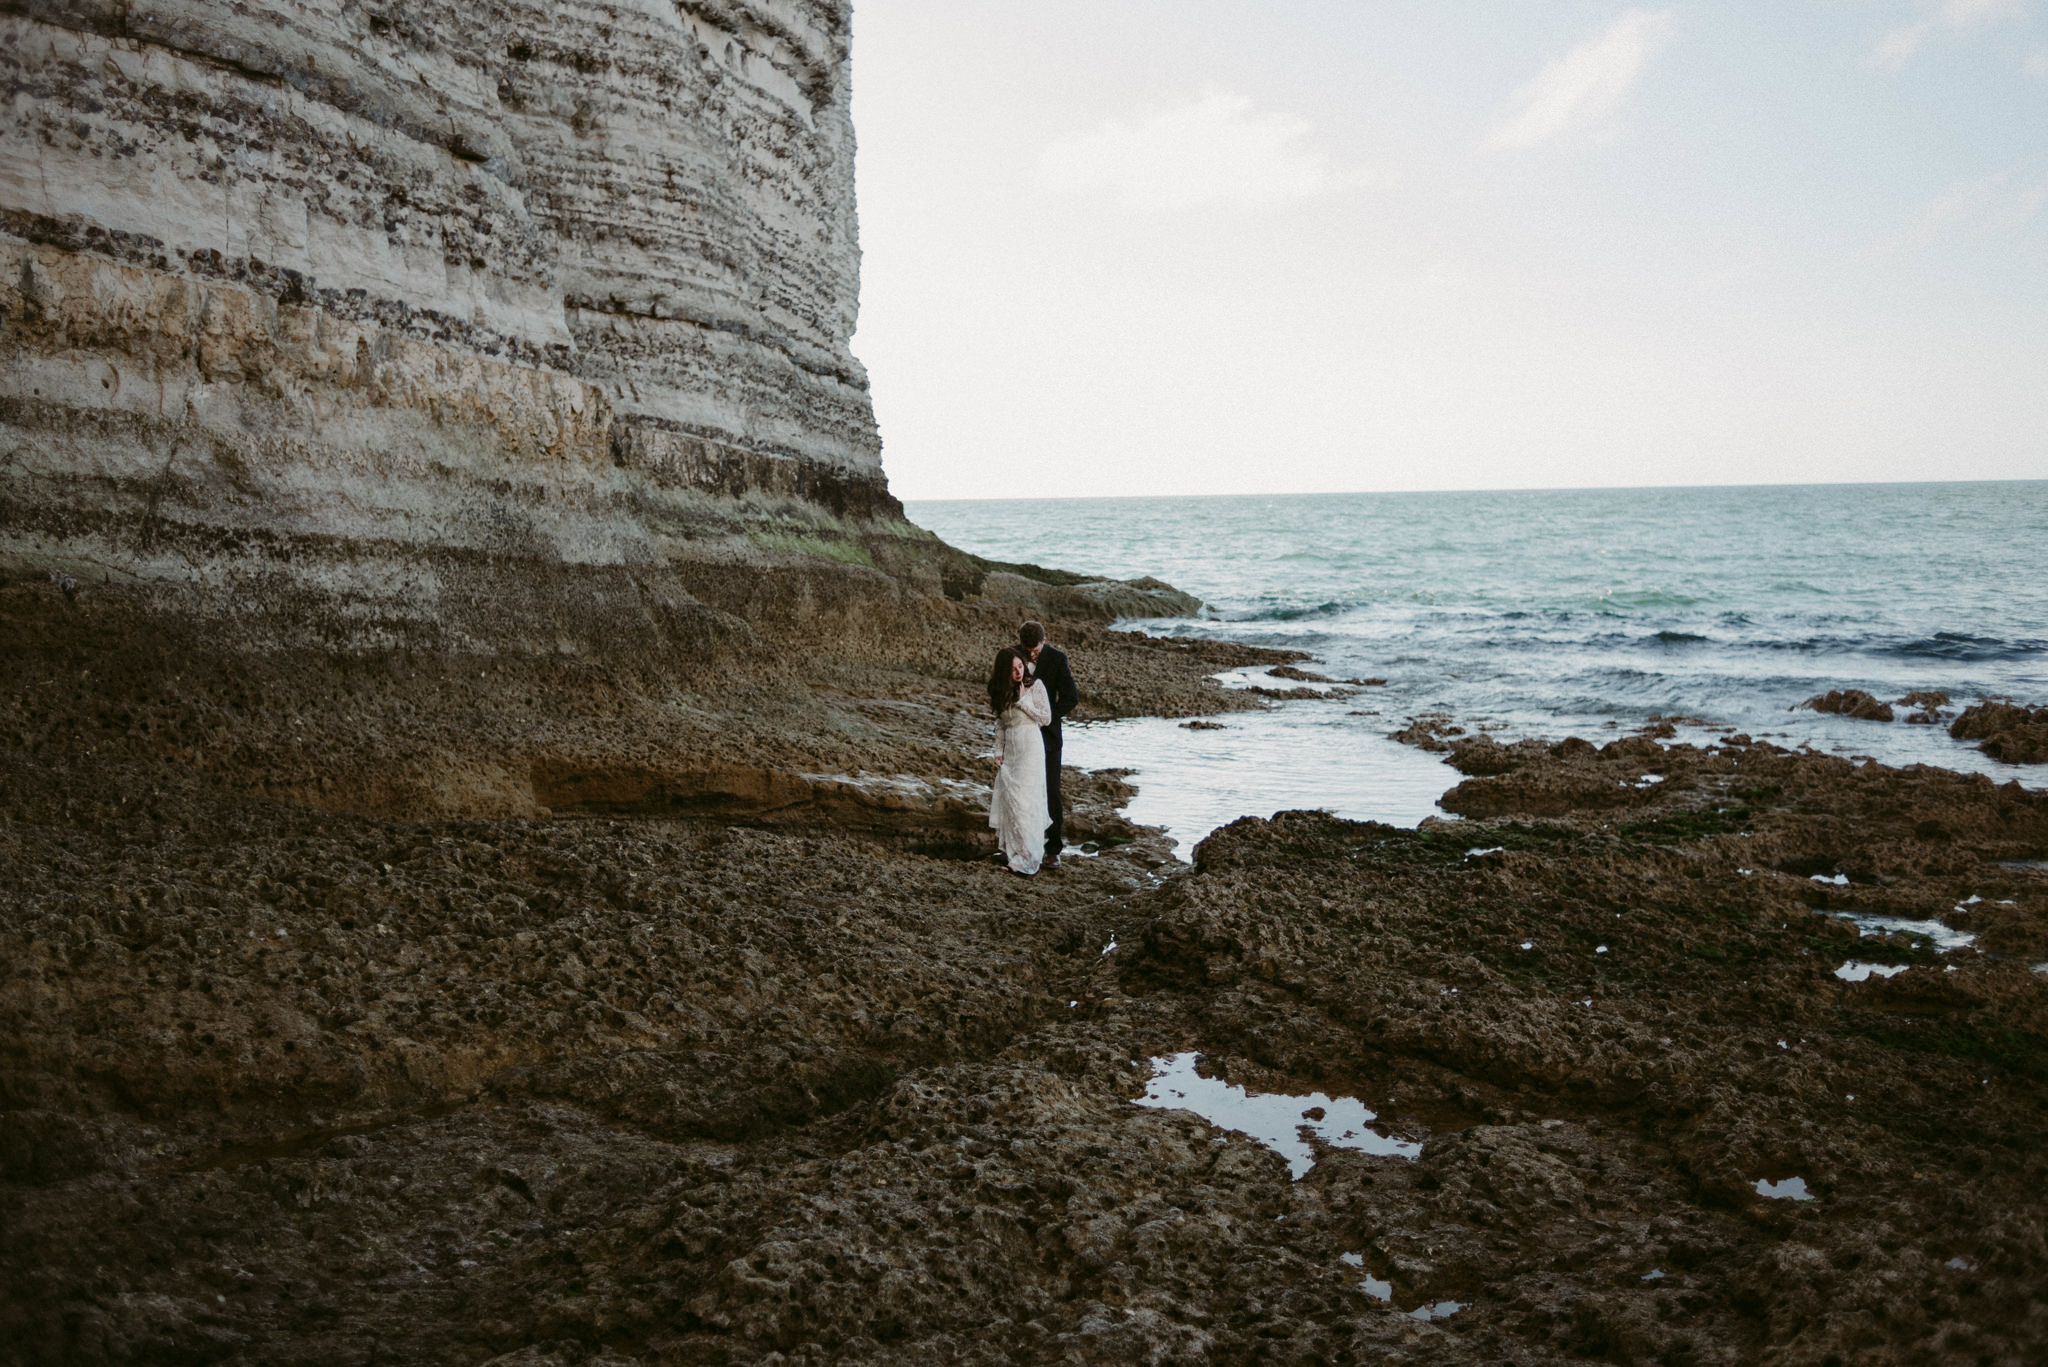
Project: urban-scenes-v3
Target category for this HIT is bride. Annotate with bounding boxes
[987,646,1052,875]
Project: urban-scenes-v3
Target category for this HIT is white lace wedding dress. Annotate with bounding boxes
[990,678,1052,874]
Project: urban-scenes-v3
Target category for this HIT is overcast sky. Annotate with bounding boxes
[848,1,2048,500]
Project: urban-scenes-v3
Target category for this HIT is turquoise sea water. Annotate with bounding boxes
[908,483,2048,850]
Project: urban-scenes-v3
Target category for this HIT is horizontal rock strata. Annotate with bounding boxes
[1,0,892,647]
[0,0,1211,823]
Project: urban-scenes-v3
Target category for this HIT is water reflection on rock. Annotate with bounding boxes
[1831,910,1977,952]
[1134,1052,1421,1179]
[1072,701,1457,852]
[1835,960,1910,982]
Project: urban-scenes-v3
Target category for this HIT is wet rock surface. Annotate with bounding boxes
[1798,690,1895,722]
[6,629,2048,1363]
[1951,702,2048,766]
[1388,715,1465,752]
[1899,691,1954,726]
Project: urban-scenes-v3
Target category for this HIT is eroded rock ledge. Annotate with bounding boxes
[5,705,2045,1364]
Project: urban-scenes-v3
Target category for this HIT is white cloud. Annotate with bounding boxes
[1874,0,2028,68]
[1868,170,2046,254]
[1036,92,1328,213]
[1896,174,2003,248]
[2025,49,2048,77]
[1482,9,1676,152]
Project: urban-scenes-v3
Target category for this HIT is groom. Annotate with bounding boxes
[1018,621,1079,864]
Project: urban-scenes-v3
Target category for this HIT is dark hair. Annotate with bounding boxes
[988,646,1023,715]
[1018,620,1046,652]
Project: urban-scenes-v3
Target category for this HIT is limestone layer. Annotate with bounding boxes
[1,0,892,645]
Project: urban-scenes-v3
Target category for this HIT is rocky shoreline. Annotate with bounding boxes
[5,590,2046,1365]
[4,3,2045,1359]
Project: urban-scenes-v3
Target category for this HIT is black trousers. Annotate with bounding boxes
[1041,723,1064,855]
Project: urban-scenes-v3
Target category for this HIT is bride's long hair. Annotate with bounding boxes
[987,646,1023,715]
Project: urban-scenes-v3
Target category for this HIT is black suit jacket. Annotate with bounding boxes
[1034,645,1079,731]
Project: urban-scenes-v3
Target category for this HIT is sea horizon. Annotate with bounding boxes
[904,475,2048,505]
[912,480,2048,848]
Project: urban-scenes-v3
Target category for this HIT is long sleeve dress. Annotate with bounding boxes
[989,679,1053,874]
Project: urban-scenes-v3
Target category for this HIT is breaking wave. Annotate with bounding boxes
[909,481,2048,780]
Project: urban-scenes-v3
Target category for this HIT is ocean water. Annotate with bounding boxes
[908,483,2048,851]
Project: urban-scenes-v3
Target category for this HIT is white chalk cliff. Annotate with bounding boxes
[1,0,897,648]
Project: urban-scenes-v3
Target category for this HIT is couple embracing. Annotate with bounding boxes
[987,620,1078,876]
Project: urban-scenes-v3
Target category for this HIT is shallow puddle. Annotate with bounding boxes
[1754,1176,1813,1201]
[1835,960,1909,982]
[1408,1301,1466,1321]
[1070,698,1457,853]
[1339,1252,1395,1302]
[1135,1052,1421,1178]
[1831,911,1976,952]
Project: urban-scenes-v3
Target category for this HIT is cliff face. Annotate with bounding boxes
[0,0,1203,822]
[1,0,892,650]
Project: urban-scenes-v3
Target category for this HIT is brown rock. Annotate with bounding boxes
[1445,735,1547,776]
[8,676,2048,1364]
[1390,715,1464,751]
[1898,690,1953,725]
[1950,701,2048,764]
[1798,689,1894,722]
